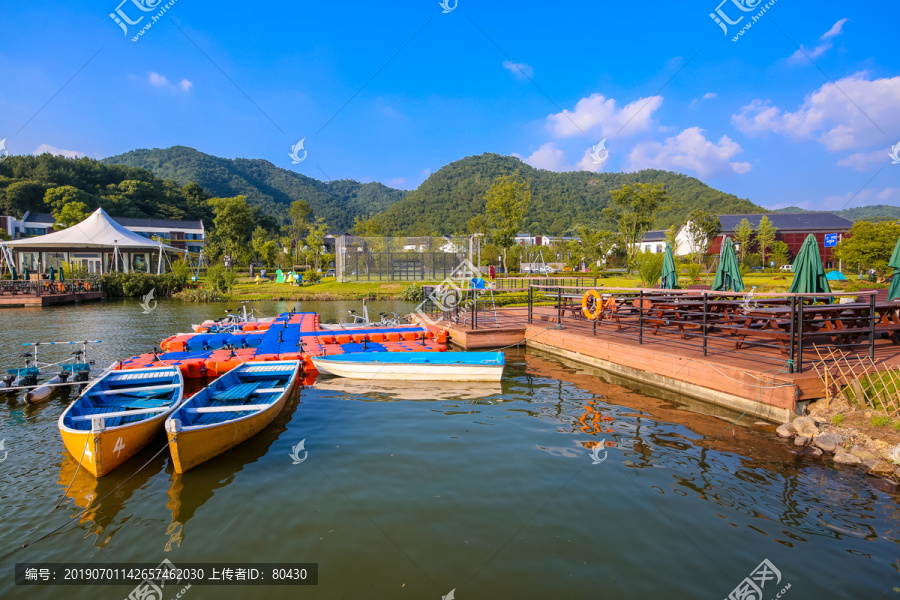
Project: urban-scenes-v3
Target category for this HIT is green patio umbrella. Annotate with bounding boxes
[10,266,17,281]
[59,266,65,282]
[48,266,55,282]
[660,243,678,289]
[23,267,29,281]
[712,236,745,292]
[887,237,900,301]
[788,234,832,296]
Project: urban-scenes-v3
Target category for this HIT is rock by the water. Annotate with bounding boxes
[794,436,809,446]
[850,445,878,462]
[813,433,842,453]
[776,423,796,438]
[862,459,894,476]
[808,447,823,457]
[834,452,862,466]
[792,416,819,438]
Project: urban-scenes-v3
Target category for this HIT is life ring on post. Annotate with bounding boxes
[581,290,603,320]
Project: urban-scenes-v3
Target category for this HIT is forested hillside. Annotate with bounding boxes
[0,154,213,223]
[370,153,763,235]
[104,146,406,230]
[775,205,900,222]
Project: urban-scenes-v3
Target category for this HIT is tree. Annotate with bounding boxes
[209,195,254,261]
[733,218,755,263]
[44,185,93,214]
[756,216,777,267]
[578,227,622,267]
[664,225,680,256]
[352,213,383,236]
[53,201,90,228]
[833,221,900,274]
[304,218,329,270]
[484,172,531,274]
[684,210,722,264]
[770,241,791,266]
[602,183,670,267]
[3,181,49,216]
[289,200,313,260]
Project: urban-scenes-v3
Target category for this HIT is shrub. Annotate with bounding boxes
[830,414,845,425]
[400,284,424,302]
[871,415,891,427]
[687,263,702,282]
[175,288,227,302]
[303,269,321,285]
[635,251,665,287]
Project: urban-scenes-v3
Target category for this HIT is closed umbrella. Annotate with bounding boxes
[59,266,65,282]
[887,237,900,301]
[788,234,832,296]
[48,266,55,282]
[23,267,30,281]
[712,236,745,292]
[10,266,17,281]
[660,243,678,289]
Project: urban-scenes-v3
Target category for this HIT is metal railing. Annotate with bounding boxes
[0,279,103,296]
[526,284,890,374]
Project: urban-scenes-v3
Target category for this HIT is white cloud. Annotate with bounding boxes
[690,92,718,108]
[822,186,900,209]
[626,127,751,177]
[147,71,192,92]
[837,149,892,171]
[732,73,900,152]
[502,60,534,80]
[788,18,848,64]
[148,72,169,87]
[513,142,575,171]
[821,18,849,40]
[385,177,407,188]
[546,93,663,138]
[32,144,86,159]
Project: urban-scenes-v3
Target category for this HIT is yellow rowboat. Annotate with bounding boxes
[58,366,184,477]
[165,361,301,473]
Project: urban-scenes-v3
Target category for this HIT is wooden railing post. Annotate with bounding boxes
[702,292,708,356]
[528,285,533,324]
[788,295,796,374]
[639,290,644,345]
[869,292,876,362]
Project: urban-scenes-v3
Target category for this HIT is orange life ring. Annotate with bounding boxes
[581,290,603,320]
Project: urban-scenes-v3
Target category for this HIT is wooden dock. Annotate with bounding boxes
[0,291,104,307]
[446,305,900,423]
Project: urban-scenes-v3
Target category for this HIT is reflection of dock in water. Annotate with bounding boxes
[164,384,304,551]
[312,376,503,401]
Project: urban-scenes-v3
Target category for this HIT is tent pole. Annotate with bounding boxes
[157,239,163,275]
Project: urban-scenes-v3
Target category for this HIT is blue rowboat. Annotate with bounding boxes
[59,366,184,477]
[165,360,301,473]
[311,351,504,382]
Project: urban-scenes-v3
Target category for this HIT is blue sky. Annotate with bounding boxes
[1,0,898,211]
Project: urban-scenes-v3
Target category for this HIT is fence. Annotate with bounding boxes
[336,236,469,282]
[0,279,103,297]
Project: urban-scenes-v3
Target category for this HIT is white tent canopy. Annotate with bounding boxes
[4,208,183,252]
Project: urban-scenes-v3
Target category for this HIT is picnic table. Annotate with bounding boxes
[727,301,900,353]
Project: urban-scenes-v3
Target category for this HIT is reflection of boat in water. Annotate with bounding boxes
[56,443,167,549]
[313,376,503,401]
[165,382,305,551]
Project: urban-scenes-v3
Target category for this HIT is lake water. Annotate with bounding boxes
[1,299,898,599]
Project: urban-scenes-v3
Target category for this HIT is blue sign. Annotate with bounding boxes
[824,233,838,248]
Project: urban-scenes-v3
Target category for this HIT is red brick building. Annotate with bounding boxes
[708,213,853,269]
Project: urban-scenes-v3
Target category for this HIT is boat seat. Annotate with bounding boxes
[211,381,262,401]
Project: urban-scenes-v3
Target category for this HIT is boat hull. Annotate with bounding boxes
[311,357,503,382]
[166,362,300,473]
[58,366,184,477]
[60,415,168,478]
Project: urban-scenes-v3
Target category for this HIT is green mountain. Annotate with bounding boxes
[103,146,406,230]
[774,205,900,222]
[371,153,763,235]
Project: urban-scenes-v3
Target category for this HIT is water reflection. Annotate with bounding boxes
[163,385,304,552]
[312,377,503,402]
[523,349,900,553]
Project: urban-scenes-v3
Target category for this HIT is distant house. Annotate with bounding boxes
[709,213,853,269]
[637,230,669,254]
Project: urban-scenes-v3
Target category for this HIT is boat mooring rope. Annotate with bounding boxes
[0,443,170,562]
